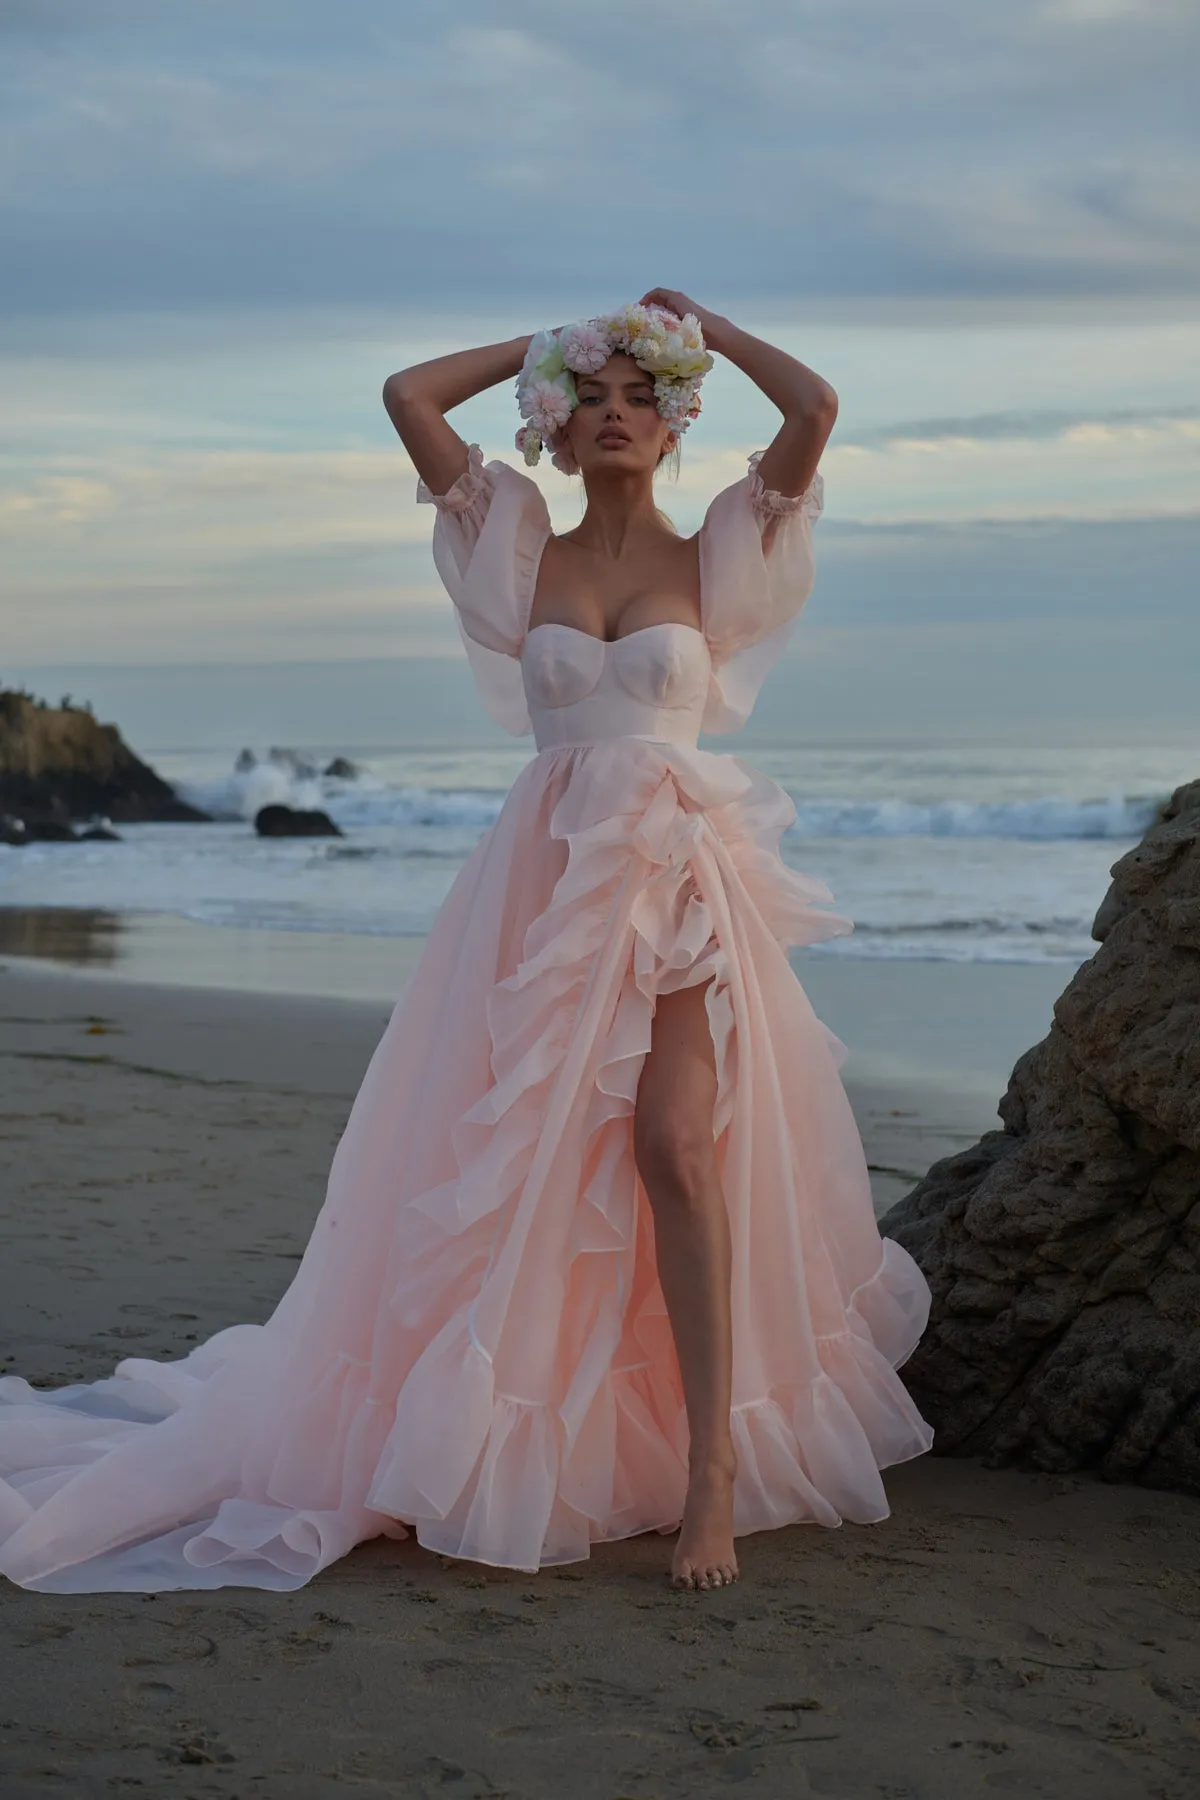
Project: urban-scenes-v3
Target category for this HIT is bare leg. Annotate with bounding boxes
[633,978,739,1591]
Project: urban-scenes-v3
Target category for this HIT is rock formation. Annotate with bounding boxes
[1,815,118,845]
[880,776,1200,1495]
[0,689,210,826]
[254,803,342,838]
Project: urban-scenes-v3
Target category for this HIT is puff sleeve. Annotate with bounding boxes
[416,442,551,736]
[698,451,826,734]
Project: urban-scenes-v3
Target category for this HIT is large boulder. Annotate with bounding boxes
[880,776,1200,1494]
[254,804,342,838]
[0,690,209,825]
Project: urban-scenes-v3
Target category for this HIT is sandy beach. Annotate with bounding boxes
[2,951,1198,1798]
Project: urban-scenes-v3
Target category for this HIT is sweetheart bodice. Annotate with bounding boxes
[520,621,712,751]
[417,441,826,740]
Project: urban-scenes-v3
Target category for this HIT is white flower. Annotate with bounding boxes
[655,374,703,433]
[667,344,713,380]
[604,303,653,355]
[657,390,690,427]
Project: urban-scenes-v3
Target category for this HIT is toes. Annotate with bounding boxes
[672,1558,744,1593]
[670,1561,740,1592]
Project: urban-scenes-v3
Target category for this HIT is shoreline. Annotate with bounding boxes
[0,900,1072,1085]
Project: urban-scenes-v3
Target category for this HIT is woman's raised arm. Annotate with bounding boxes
[382,334,533,497]
[639,288,837,500]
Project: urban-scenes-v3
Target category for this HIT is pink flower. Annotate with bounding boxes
[524,377,573,436]
[559,323,610,375]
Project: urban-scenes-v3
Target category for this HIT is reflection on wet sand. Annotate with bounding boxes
[0,907,426,1002]
[0,907,124,967]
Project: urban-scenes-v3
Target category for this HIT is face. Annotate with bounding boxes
[563,352,677,476]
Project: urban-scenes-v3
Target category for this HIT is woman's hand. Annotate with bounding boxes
[638,289,730,355]
[638,286,699,319]
[638,288,717,330]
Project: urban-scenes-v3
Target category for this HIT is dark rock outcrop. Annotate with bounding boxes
[324,757,360,780]
[880,776,1200,1495]
[254,804,342,838]
[1,812,124,845]
[5,816,78,843]
[0,690,209,825]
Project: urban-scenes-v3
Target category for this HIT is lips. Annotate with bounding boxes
[597,431,631,447]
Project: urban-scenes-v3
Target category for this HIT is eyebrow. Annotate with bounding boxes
[576,375,655,392]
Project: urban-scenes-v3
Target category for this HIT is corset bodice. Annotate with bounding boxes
[521,621,711,750]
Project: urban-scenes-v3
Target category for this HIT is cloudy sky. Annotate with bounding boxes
[3,0,1198,746]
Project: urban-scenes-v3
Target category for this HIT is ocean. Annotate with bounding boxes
[2,737,1184,967]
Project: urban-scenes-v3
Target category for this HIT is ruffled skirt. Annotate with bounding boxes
[0,741,933,1592]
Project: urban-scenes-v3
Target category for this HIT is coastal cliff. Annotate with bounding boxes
[0,689,210,825]
[881,776,1200,1495]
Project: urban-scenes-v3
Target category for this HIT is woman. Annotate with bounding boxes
[0,292,933,1599]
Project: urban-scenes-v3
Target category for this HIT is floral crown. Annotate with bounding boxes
[515,302,714,472]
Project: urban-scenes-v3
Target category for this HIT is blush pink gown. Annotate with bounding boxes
[0,445,934,1593]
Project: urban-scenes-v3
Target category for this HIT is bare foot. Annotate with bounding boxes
[670,1455,739,1591]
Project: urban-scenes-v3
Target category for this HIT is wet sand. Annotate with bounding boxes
[1,957,1197,1799]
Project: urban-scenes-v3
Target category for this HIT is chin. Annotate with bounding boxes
[587,444,649,468]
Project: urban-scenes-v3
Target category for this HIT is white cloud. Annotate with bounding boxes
[2,408,1194,666]
[3,407,1192,564]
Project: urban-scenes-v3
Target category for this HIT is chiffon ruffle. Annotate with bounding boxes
[0,741,933,1593]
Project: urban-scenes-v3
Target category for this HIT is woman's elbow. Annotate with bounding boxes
[810,382,838,422]
[786,383,838,431]
[382,370,418,416]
